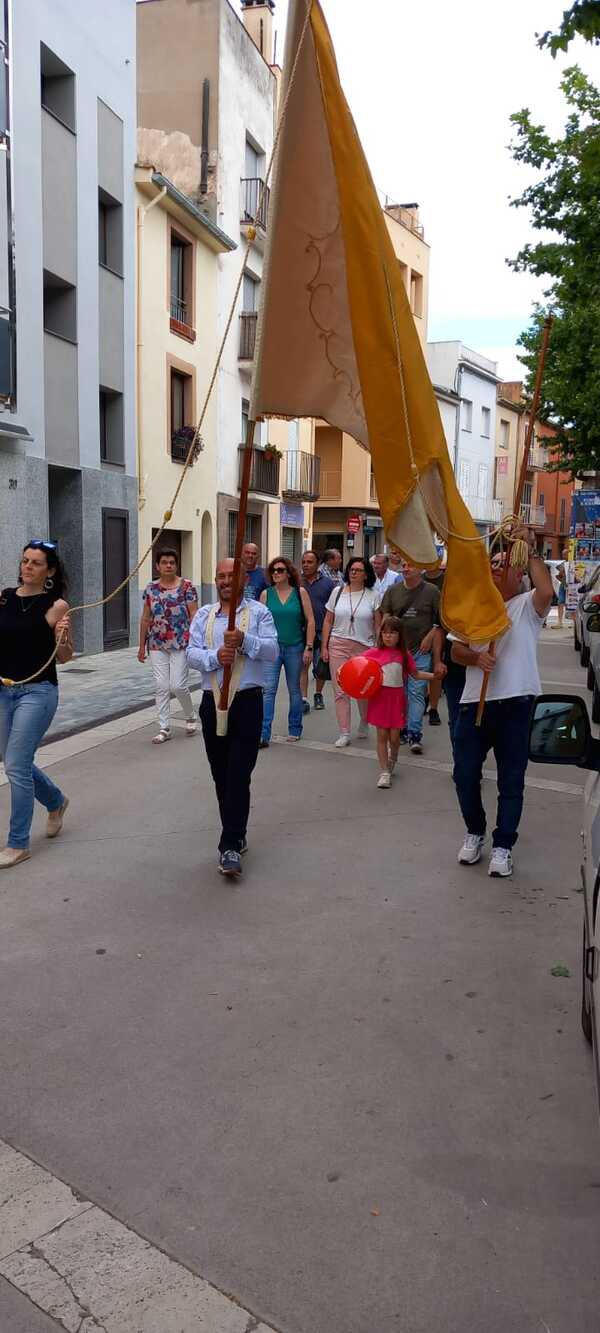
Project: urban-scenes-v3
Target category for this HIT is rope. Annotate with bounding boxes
[1,0,314,689]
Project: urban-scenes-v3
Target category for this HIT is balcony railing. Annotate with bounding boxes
[170,294,187,323]
[463,494,504,525]
[521,502,546,526]
[282,450,321,501]
[528,446,547,470]
[239,310,258,361]
[238,445,280,497]
[318,468,342,500]
[240,177,270,231]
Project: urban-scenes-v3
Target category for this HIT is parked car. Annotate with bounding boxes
[529,695,600,1117]
[587,608,600,721]
[574,563,600,666]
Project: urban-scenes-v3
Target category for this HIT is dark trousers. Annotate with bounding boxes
[199,687,263,853]
[453,696,534,850]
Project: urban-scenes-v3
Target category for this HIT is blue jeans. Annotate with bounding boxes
[0,682,64,849]
[443,661,466,757]
[261,642,304,741]
[453,696,534,849]
[406,650,432,742]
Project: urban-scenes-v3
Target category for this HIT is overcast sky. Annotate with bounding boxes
[234,0,598,381]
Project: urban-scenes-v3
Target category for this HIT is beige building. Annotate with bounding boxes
[494,382,524,519]
[313,204,430,562]
[135,167,236,600]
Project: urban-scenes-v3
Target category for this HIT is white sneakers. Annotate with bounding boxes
[488,847,513,878]
[335,733,351,748]
[458,835,514,877]
[458,834,485,865]
[377,771,391,789]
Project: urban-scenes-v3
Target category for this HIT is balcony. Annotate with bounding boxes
[463,494,504,525]
[282,450,321,501]
[528,446,548,470]
[318,468,342,500]
[521,502,546,527]
[240,177,270,234]
[239,310,257,361]
[238,444,280,497]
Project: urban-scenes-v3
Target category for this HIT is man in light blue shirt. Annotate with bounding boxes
[188,559,277,878]
[371,552,401,596]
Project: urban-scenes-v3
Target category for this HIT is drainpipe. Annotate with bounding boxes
[136,184,166,509]
[453,361,463,475]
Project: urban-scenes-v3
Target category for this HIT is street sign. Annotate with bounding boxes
[347,514,361,534]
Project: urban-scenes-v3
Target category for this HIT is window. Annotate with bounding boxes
[245,138,261,179]
[560,498,567,531]
[170,229,194,330]
[243,272,258,313]
[242,135,268,228]
[242,398,250,442]
[227,510,261,558]
[538,490,545,507]
[409,270,423,319]
[99,388,124,465]
[169,364,194,461]
[43,270,76,342]
[478,464,488,499]
[462,399,473,432]
[458,458,470,497]
[499,418,510,449]
[40,43,75,132]
[481,406,491,438]
[98,190,123,275]
[240,273,259,360]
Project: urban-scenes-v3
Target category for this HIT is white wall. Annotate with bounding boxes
[428,341,498,512]
[12,0,136,472]
[214,0,275,498]
[434,393,458,471]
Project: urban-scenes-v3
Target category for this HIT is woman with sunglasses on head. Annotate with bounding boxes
[320,556,382,747]
[0,540,73,867]
[259,557,315,747]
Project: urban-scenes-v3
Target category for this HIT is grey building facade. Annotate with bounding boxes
[0,0,137,652]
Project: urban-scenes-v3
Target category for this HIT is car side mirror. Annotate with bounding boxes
[586,613,600,634]
[528,694,600,769]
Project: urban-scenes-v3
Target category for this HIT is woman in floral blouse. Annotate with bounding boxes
[139,548,198,744]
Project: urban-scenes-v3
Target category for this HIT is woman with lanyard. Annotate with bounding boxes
[139,548,198,744]
[0,539,73,868]
[320,557,382,747]
[259,557,315,747]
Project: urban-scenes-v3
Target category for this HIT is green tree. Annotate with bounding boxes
[509,67,600,474]
[538,0,600,56]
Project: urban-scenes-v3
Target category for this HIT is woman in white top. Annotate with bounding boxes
[320,557,382,747]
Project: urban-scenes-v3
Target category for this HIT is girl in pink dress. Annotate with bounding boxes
[364,616,435,789]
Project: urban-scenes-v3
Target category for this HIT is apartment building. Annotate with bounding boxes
[313,204,430,562]
[1,0,138,653]
[427,342,501,537]
[137,0,318,572]
[494,381,574,557]
[135,167,236,604]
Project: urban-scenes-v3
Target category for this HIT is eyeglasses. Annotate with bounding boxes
[272,565,287,574]
[24,539,58,553]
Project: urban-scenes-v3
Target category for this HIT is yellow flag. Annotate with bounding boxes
[251,0,508,642]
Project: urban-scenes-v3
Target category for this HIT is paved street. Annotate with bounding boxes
[1,627,599,1331]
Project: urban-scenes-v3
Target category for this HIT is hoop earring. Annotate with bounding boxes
[44,576,54,591]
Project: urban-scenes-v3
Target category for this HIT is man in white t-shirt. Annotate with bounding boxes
[451,528,553,878]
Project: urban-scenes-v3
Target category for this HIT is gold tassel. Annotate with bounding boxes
[509,539,529,569]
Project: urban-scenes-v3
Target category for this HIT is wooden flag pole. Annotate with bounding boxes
[218,419,256,716]
[475,314,553,726]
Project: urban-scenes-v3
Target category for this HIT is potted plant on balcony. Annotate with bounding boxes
[171,425,204,463]
[263,443,283,463]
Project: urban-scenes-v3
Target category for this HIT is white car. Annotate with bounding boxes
[529,695,600,1116]
[574,564,600,667]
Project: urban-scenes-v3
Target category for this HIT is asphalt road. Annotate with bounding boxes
[0,628,598,1332]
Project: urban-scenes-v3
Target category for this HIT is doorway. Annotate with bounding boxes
[102,509,129,649]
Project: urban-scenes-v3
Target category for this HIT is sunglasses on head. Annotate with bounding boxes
[25,539,58,553]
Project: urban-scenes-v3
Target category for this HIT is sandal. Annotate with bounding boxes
[185,721,197,736]
[152,730,172,745]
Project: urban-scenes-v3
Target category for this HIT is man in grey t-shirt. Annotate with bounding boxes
[381,561,446,753]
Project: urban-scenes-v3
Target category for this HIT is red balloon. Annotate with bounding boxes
[338,655,383,700]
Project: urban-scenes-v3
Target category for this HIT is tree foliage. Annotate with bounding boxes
[509,67,600,474]
[538,0,600,56]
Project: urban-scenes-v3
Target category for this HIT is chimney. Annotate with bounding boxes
[240,0,275,65]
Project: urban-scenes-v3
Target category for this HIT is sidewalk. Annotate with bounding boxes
[46,647,202,743]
